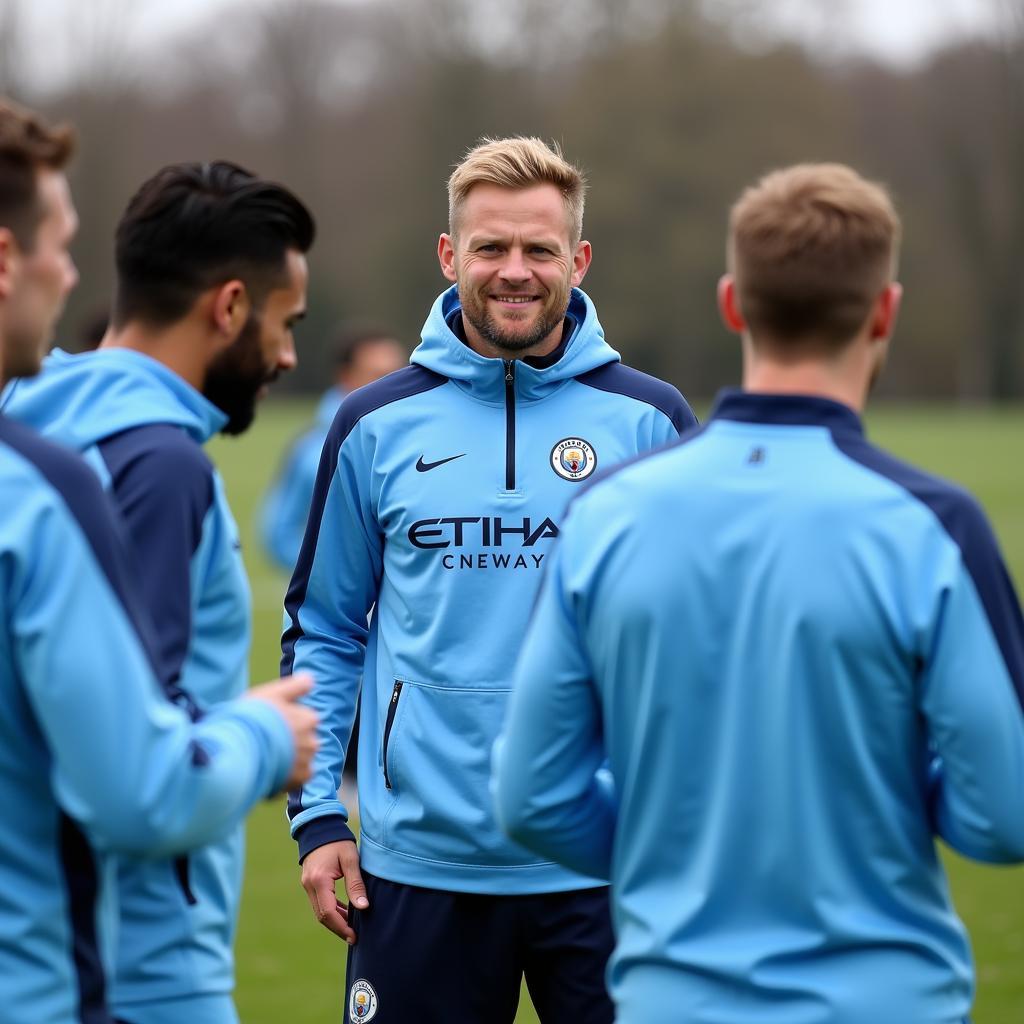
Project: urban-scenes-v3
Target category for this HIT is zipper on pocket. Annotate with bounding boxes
[503,359,516,490]
[382,680,404,790]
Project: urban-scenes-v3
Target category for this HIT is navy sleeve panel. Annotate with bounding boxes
[281,365,447,676]
[59,813,106,1024]
[575,362,698,435]
[99,425,215,697]
[0,416,162,679]
[834,432,1024,712]
[293,816,357,863]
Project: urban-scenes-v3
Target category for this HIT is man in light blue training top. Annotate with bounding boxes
[284,136,697,1023]
[260,325,405,573]
[0,99,318,1024]
[494,162,1024,1024]
[3,158,316,1024]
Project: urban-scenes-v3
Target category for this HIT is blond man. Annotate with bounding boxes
[283,136,696,1022]
[495,163,1024,1024]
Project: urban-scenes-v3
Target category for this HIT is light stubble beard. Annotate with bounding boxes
[459,277,572,357]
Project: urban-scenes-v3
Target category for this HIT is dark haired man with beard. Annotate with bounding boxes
[2,159,314,1024]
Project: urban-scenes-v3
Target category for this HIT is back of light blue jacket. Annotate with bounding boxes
[0,414,292,1024]
[3,349,254,1014]
[495,390,1024,1024]
[283,286,696,893]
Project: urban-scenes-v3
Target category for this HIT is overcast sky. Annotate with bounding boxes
[722,0,1002,58]
[16,0,1006,94]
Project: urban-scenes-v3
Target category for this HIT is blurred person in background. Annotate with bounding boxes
[0,100,317,1024]
[3,157,316,1024]
[260,324,405,574]
[283,136,697,1023]
[494,162,1024,1024]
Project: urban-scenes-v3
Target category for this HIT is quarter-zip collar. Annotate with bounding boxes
[411,285,619,405]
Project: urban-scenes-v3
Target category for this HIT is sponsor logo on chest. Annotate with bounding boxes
[408,516,559,571]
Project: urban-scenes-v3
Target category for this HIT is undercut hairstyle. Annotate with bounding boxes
[112,161,315,329]
[447,136,587,244]
[0,99,75,251]
[728,163,901,352]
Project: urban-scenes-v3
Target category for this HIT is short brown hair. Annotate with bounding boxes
[728,163,900,351]
[0,98,75,251]
[448,136,587,244]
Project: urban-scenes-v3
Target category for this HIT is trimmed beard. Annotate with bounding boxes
[203,310,272,436]
[458,275,572,355]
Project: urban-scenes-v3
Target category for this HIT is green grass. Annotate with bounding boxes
[213,398,1024,1024]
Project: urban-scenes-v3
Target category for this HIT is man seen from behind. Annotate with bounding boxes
[495,163,1024,1024]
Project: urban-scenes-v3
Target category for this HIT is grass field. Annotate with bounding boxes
[212,398,1024,1024]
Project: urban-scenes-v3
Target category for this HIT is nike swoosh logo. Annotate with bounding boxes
[416,453,466,472]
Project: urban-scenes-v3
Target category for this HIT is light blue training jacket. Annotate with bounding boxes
[260,387,344,573]
[495,390,1024,1024]
[3,349,255,1018]
[0,411,293,1024]
[283,285,696,893]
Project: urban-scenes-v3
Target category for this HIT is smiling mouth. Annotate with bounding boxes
[491,295,539,305]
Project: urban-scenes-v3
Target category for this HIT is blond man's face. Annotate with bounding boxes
[438,183,591,358]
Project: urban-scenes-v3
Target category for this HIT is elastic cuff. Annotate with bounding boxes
[295,816,356,863]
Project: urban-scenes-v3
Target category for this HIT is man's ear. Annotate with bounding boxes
[870,282,903,340]
[438,234,459,283]
[0,228,22,301]
[571,240,592,287]
[717,274,746,334]
[211,279,250,342]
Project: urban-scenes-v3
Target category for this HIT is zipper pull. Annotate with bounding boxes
[504,359,515,385]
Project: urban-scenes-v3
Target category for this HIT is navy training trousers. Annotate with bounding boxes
[344,870,614,1023]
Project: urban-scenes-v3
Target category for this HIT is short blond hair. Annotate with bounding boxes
[728,163,901,351]
[447,136,587,243]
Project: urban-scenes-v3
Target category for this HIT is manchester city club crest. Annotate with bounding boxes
[349,979,379,1022]
[550,437,597,481]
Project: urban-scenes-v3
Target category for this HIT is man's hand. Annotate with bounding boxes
[246,674,319,791]
[301,839,368,944]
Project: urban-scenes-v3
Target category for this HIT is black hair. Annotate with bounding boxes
[112,160,314,328]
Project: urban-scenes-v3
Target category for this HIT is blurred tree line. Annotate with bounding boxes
[3,0,1021,399]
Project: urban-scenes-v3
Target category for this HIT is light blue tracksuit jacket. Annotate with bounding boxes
[283,285,696,892]
[0,411,292,1024]
[260,387,344,573]
[4,349,256,1019]
[495,390,1024,1024]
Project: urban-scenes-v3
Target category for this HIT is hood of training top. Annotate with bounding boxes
[411,284,619,394]
[283,284,697,895]
[2,345,224,449]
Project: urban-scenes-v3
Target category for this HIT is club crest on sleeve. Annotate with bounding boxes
[349,979,378,1021]
[550,437,597,481]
